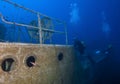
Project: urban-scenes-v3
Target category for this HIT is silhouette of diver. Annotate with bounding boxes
[74,38,86,55]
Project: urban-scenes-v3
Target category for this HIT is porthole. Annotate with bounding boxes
[26,56,36,67]
[58,52,63,61]
[1,58,15,72]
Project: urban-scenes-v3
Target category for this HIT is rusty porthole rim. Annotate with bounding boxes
[24,54,37,68]
[0,55,18,72]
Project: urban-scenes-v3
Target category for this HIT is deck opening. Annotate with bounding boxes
[1,58,15,72]
[58,52,64,61]
[26,56,36,67]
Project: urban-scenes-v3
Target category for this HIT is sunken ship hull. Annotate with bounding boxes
[0,43,80,84]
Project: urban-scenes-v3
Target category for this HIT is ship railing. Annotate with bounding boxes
[0,0,68,45]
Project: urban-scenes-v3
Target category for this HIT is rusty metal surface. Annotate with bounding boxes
[0,43,78,84]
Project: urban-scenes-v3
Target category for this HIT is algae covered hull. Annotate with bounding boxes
[0,43,77,84]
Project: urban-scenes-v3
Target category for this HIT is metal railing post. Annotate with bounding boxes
[64,22,68,45]
[37,13,42,44]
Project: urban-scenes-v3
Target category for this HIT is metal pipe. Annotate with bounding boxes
[2,0,64,24]
[0,13,65,34]
[2,0,37,14]
[64,22,68,45]
[37,13,42,44]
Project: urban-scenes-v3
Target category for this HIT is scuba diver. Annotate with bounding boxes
[73,38,92,84]
[92,44,113,63]
[73,38,91,70]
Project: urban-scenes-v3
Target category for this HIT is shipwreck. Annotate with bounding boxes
[0,0,83,84]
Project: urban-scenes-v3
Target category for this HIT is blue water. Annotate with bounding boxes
[0,0,120,84]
